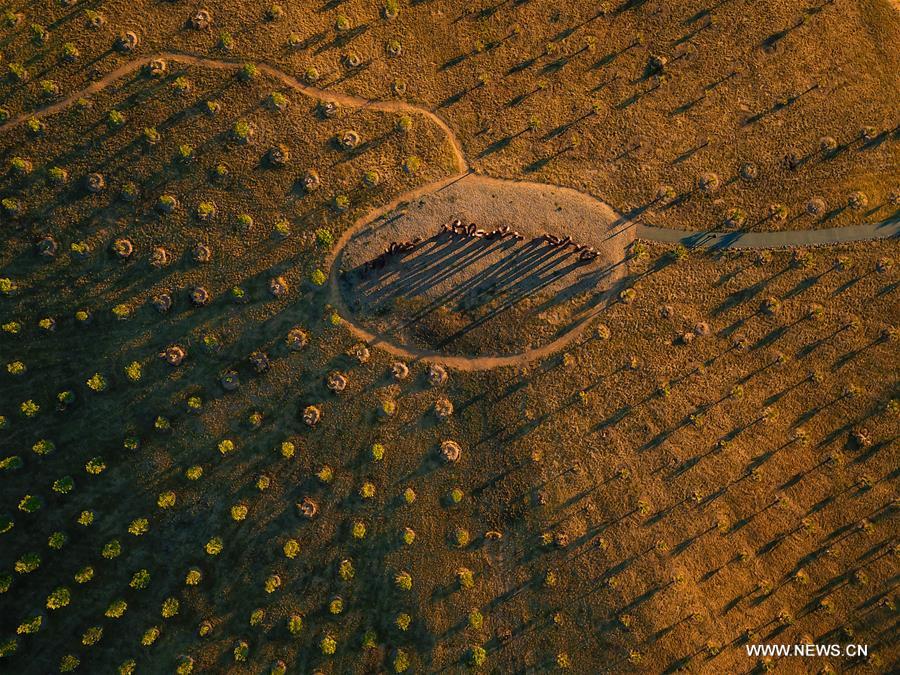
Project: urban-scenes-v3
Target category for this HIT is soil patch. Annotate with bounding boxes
[334,175,633,360]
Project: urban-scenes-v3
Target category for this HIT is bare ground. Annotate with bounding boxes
[333,174,633,361]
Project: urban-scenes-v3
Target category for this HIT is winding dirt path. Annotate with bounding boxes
[2,52,895,371]
[0,51,468,175]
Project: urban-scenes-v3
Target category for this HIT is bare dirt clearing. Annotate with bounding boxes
[333,175,632,361]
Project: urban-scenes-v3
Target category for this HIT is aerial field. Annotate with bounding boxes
[0,1,897,674]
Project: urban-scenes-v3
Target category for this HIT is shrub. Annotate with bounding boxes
[239,63,259,81]
[46,586,71,609]
[236,213,254,232]
[395,613,411,631]
[469,645,487,667]
[48,531,67,549]
[250,608,265,626]
[283,539,300,559]
[468,609,483,630]
[371,443,386,461]
[86,373,108,392]
[128,518,149,536]
[17,616,41,635]
[130,569,150,590]
[310,269,327,286]
[176,655,194,675]
[82,626,103,646]
[264,92,289,114]
[395,571,412,591]
[454,527,471,547]
[339,559,355,581]
[315,228,334,249]
[74,567,93,584]
[161,597,179,618]
[233,640,250,662]
[352,521,367,539]
[15,552,41,574]
[273,218,291,239]
[106,600,127,618]
[288,615,303,636]
[60,655,80,672]
[360,482,376,499]
[18,495,42,513]
[265,575,281,593]
[107,109,126,128]
[231,504,248,521]
[124,362,142,382]
[457,567,475,589]
[85,457,106,474]
[394,649,410,672]
[141,627,160,646]
[320,634,337,655]
[403,156,422,173]
[177,144,195,162]
[8,63,29,82]
[33,439,56,456]
[102,540,122,559]
[0,456,22,473]
[206,537,224,555]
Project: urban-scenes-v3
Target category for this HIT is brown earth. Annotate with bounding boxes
[0,3,898,675]
[334,174,632,361]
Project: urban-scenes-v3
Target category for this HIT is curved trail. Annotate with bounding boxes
[0,51,468,175]
[2,52,896,371]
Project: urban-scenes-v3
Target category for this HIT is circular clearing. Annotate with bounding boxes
[331,175,633,364]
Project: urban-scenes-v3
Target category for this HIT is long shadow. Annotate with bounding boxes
[343,234,599,348]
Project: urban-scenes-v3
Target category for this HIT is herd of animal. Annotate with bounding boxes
[363,217,600,271]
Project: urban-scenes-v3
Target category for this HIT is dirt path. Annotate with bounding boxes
[3,52,895,371]
[0,51,468,176]
[637,219,900,249]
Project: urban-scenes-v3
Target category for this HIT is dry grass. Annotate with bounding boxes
[0,2,897,674]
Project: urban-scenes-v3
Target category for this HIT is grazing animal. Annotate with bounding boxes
[432,219,597,260]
